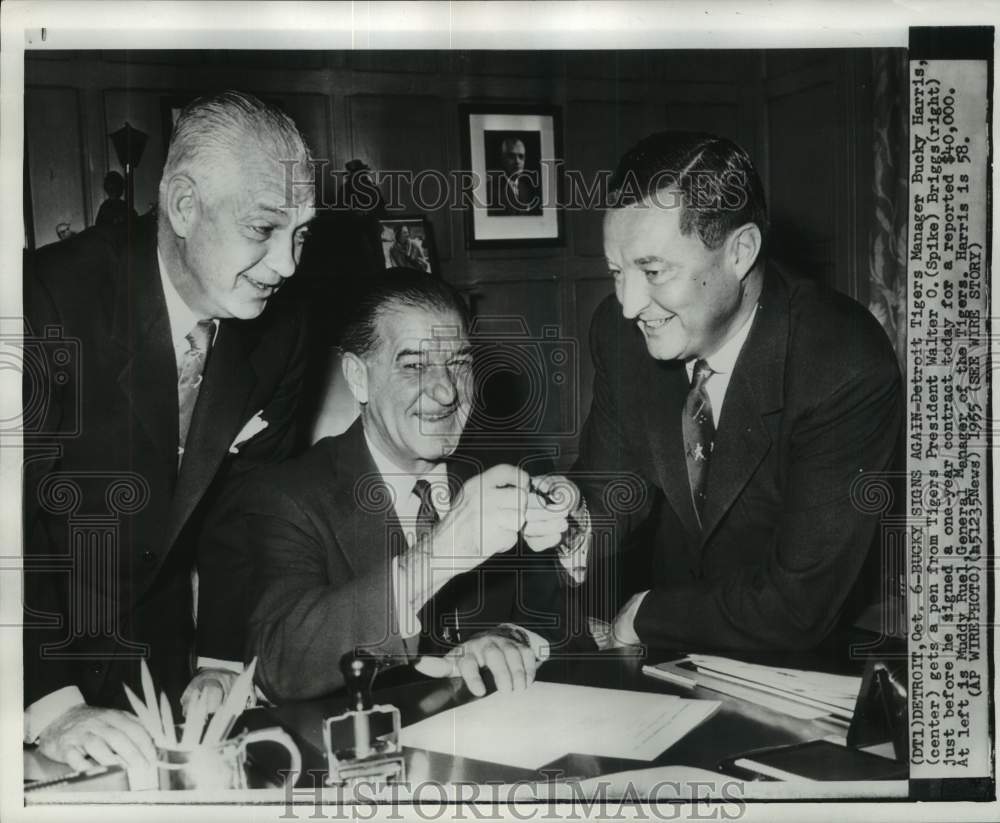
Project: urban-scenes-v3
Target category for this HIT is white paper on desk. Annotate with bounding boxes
[688,655,861,713]
[399,681,720,770]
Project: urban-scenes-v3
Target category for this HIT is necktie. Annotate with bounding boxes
[683,359,715,523]
[412,478,441,533]
[177,320,214,467]
[411,478,462,646]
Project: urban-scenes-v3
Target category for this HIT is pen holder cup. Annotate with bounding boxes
[156,725,301,790]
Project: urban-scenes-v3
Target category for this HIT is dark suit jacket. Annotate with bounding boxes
[242,419,577,702]
[23,216,307,709]
[574,268,903,652]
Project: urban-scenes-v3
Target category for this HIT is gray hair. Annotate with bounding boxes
[158,90,312,205]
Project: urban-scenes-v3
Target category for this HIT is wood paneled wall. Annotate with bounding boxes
[24,48,881,465]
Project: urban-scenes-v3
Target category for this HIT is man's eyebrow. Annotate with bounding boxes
[634,255,666,265]
[247,204,290,221]
[394,345,473,361]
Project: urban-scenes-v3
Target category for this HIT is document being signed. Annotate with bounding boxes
[400,681,720,770]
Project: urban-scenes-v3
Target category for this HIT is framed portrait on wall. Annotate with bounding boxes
[459,104,563,249]
[378,215,440,276]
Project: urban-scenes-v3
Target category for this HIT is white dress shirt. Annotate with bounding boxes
[684,304,758,428]
[364,432,451,640]
[158,250,219,372]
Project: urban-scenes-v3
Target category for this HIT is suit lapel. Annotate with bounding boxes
[331,419,407,572]
[165,321,259,549]
[646,358,702,539]
[330,421,413,654]
[699,272,788,542]
[112,217,179,469]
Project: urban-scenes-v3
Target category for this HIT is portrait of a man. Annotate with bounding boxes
[484,130,543,216]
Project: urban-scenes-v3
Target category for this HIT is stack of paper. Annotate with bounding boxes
[687,655,861,718]
[399,681,720,770]
[643,656,863,721]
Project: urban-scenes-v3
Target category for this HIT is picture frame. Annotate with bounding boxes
[459,104,564,249]
[378,215,440,276]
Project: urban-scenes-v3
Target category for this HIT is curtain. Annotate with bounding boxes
[867,50,909,373]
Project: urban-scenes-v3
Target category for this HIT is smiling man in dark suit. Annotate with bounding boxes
[572,131,903,652]
[23,91,315,772]
[239,269,580,702]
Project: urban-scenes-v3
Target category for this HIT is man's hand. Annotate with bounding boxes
[398,465,531,622]
[523,474,580,550]
[525,474,590,584]
[609,591,647,648]
[36,704,156,773]
[416,629,540,697]
[430,464,530,573]
[180,668,239,717]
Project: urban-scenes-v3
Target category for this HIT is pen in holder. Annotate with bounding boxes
[323,651,405,786]
[156,724,301,790]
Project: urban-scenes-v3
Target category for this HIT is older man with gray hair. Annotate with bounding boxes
[23,91,315,773]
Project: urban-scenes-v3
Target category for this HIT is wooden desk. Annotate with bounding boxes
[251,648,856,786]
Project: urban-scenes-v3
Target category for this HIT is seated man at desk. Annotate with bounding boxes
[571,131,903,652]
[239,269,578,701]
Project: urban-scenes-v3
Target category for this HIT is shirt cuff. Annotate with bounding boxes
[556,499,591,585]
[24,686,86,744]
[195,657,244,674]
[391,555,423,639]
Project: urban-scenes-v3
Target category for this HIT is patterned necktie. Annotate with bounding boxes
[412,478,441,536]
[412,478,464,646]
[683,359,715,523]
[177,320,214,467]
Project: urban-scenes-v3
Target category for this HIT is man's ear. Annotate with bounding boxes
[726,222,762,281]
[162,173,198,239]
[341,352,369,405]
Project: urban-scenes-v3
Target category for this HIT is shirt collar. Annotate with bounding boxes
[157,248,218,351]
[364,429,450,509]
[689,303,759,377]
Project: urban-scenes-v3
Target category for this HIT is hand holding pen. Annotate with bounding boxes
[523,474,582,551]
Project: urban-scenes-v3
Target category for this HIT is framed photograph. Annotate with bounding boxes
[378,215,440,276]
[460,104,563,249]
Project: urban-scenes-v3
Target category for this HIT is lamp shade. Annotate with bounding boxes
[109,122,148,170]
